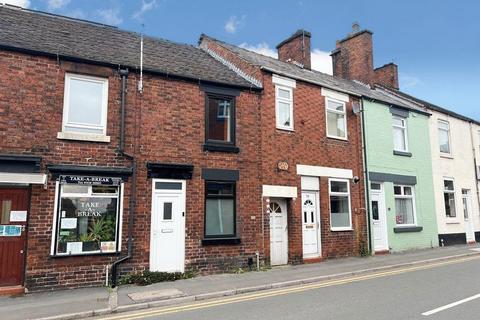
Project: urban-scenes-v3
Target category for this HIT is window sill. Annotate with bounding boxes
[330,227,353,232]
[203,144,240,153]
[327,135,348,142]
[440,154,454,159]
[446,219,460,224]
[393,226,423,233]
[50,251,120,258]
[276,126,294,132]
[202,237,241,245]
[393,150,412,157]
[57,132,110,143]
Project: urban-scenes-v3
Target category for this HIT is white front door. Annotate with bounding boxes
[371,183,388,252]
[269,199,288,266]
[150,180,186,272]
[302,191,321,258]
[462,189,476,243]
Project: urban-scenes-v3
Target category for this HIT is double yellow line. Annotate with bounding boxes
[97,255,480,320]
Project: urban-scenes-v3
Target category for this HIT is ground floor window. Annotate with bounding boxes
[204,181,236,238]
[443,179,456,218]
[394,185,416,225]
[329,178,352,230]
[53,176,122,255]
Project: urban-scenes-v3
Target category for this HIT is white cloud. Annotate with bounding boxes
[225,15,245,34]
[399,73,423,89]
[132,0,157,21]
[239,42,333,75]
[66,8,86,19]
[47,0,70,10]
[1,0,30,7]
[311,49,332,75]
[97,8,123,26]
[239,42,276,58]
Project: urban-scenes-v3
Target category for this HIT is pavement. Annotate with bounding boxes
[1,244,479,320]
[111,252,480,320]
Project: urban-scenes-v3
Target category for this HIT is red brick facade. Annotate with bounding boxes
[276,30,312,70]
[201,36,367,265]
[0,49,263,291]
[1,27,367,292]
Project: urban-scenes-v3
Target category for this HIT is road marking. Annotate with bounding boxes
[422,293,480,316]
[96,255,480,320]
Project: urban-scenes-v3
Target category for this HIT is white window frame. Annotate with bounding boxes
[61,73,109,136]
[393,184,417,227]
[438,120,452,155]
[443,178,457,219]
[50,181,123,256]
[326,97,348,140]
[275,85,294,131]
[328,178,352,231]
[392,115,409,152]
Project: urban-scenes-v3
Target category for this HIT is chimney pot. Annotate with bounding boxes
[351,22,360,34]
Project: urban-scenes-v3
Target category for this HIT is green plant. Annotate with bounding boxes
[359,240,370,257]
[79,233,94,242]
[119,271,194,286]
[88,217,115,243]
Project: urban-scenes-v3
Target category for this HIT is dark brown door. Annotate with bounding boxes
[0,189,29,286]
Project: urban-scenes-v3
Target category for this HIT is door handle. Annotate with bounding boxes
[20,250,24,254]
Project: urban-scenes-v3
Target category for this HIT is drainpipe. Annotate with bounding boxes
[468,122,480,217]
[360,98,372,254]
[110,69,137,288]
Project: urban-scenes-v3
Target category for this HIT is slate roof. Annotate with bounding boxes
[200,34,428,113]
[0,5,257,89]
[377,85,480,125]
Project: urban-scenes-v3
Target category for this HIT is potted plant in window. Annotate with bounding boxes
[80,232,98,252]
[58,233,78,253]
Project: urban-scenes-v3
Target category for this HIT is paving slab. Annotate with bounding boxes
[0,244,478,320]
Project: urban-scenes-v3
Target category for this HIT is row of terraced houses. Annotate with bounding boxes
[1,5,479,293]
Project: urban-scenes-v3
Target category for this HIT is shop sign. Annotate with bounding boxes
[60,175,121,186]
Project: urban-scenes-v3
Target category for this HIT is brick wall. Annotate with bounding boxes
[259,73,367,260]
[276,30,312,70]
[374,63,399,89]
[0,49,263,290]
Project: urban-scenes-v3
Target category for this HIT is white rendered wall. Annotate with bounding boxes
[429,110,480,236]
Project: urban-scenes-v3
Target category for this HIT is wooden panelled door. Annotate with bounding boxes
[0,189,29,287]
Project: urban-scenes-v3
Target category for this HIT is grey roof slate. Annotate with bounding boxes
[0,5,256,89]
[377,85,480,125]
[200,34,427,113]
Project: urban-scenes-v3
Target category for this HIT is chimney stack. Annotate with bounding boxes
[276,29,311,70]
[331,23,399,89]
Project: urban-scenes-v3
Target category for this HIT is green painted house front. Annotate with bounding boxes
[363,99,439,252]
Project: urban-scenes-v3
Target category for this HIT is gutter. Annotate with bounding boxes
[111,69,137,288]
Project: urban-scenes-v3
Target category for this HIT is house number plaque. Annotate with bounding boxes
[277,161,289,171]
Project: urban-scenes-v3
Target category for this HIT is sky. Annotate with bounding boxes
[3,0,480,119]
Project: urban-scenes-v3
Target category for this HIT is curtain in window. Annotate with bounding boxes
[438,129,450,153]
[393,127,406,151]
[395,198,414,224]
[330,195,350,228]
[327,111,345,138]
[205,198,234,236]
[278,101,291,126]
[444,193,456,217]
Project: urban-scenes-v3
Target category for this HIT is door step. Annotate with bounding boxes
[374,250,390,255]
[0,285,24,296]
[303,257,323,264]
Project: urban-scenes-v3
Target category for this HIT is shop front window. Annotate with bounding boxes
[53,176,122,255]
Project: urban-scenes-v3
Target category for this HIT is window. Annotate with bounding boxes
[206,94,235,144]
[443,179,456,218]
[275,86,294,130]
[462,189,470,220]
[392,116,408,152]
[329,179,352,230]
[394,185,416,225]
[205,181,236,238]
[61,73,109,135]
[326,98,347,139]
[438,120,451,154]
[53,176,122,255]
